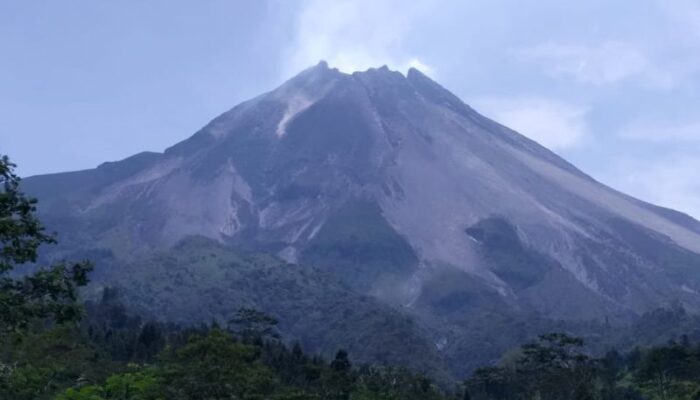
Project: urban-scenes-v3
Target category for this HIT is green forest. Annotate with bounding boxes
[3,154,700,400]
[4,297,700,400]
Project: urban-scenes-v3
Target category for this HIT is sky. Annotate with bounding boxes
[1,1,699,218]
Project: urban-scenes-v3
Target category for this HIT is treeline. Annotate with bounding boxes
[2,288,700,399]
[467,333,700,400]
[1,289,451,399]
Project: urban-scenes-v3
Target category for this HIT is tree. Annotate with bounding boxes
[159,328,279,399]
[330,350,351,373]
[324,350,353,400]
[467,366,518,400]
[466,333,598,400]
[0,155,92,333]
[56,369,162,400]
[634,343,700,400]
[228,307,280,341]
[0,325,113,400]
[462,387,471,400]
[353,366,443,400]
[516,333,597,400]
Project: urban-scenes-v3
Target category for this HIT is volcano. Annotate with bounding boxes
[23,61,700,376]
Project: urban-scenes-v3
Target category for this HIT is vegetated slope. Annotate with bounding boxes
[92,236,450,380]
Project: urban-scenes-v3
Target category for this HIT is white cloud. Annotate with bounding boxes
[619,120,700,142]
[604,156,700,219]
[517,41,674,87]
[285,0,435,76]
[402,58,436,76]
[473,97,589,150]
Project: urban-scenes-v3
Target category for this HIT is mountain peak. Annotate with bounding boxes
[295,60,339,78]
[358,64,403,77]
[22,61,700,378]
[406,66,428,80]
[26,61,700,326]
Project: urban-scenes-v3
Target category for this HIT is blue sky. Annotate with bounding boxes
[1,1,699,218]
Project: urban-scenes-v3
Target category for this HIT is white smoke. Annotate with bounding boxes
[284,0,435,75]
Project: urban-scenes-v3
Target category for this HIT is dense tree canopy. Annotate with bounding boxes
[0,155,92,333]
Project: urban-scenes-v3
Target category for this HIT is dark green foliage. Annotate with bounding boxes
[229,307,280,340]
[3,295,700,400]
[609,304,700,351]
[0,326,115,400]
[81,288,172,363]
[159,328,279,399]
[467,333,599,400]
[633,341,700,399]
[40,307,460,400]
[518,333,598,399]
[0,156,52,274]
[464,332,700,400]
[326,350,353,400]
[100,236,446,377]
[353,365,445,400]
[57,368,161,400]
[0,155,92,333]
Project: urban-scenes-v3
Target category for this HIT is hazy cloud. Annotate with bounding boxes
[619,120,700,142]
[473,97,589,150]
[517,41,673,87]
[285,0,435,75]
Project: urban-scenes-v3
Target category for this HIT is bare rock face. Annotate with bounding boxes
[24,62,700,342]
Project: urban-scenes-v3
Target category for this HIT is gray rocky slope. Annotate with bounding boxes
[23,62,700,369]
